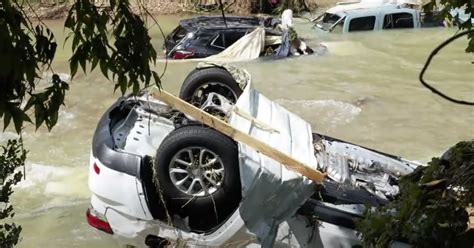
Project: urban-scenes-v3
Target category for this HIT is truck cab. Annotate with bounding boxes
[315,2,423,33]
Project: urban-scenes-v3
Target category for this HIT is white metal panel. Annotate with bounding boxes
[89,153,152,220]
[228,83,318,247]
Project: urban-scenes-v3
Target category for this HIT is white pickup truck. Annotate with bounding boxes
[314,0,471,33]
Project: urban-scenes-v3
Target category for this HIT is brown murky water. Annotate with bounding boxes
[3,16,473,247]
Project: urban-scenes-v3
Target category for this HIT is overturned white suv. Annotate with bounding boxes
[87,64,418,248]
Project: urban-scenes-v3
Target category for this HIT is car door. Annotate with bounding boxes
[346,15,377,32]
[343,10,380,33]
[382,10,417,30]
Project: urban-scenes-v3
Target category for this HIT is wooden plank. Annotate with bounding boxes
[152,88,325,183]
[232,106,279,133]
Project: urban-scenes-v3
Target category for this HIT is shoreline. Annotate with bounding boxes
[26,0,332,20]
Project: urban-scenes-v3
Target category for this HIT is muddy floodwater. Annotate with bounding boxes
[3,15,473,247]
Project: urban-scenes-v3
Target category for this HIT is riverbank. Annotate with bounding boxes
[28,0,333,19]
[27,1,189,19]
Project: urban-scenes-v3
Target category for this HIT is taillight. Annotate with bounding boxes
[86,207,114,234]
[93,162,100,175]
[173,49,194,59]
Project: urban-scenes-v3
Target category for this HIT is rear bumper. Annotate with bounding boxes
[89,193,365,248]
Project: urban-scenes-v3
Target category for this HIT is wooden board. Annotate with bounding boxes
[152,88,325,183]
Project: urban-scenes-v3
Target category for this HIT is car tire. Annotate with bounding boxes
[154,125,241,231]
[179,67,243,107]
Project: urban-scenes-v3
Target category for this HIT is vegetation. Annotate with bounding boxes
[425,0,473,52]
[357,141,474,247]
[0,139,27,247]
[0,0,160,247]
[65,0,161,94]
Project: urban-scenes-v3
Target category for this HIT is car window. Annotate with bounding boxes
[318,13,344,32]
[223,31,247,47]
[383,13,414,29]
[332,21,344,33]
[323,13,341,25]
[348,16,376,32]
[210,33,225,49]
[210,31,247,49]
[192,33,215,47]
[172,26,188,40]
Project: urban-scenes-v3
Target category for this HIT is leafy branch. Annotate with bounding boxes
[357,141,474,247]
[65,0,161,95]
[0,139,27,248]
[0,0,67,132]
[425,0,473,53]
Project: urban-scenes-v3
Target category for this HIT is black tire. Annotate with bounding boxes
[179,67,243,107]
[154,125,241,231]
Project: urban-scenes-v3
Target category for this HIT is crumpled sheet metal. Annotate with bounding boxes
[228,82,318,247]
[313,137,416,199]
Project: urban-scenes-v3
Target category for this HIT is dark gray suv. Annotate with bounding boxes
[164,16,280,59]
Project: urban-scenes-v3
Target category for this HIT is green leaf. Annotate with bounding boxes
[118,74,127,95]
[34,104,45,130]
[72,33,81,50]
[133,81,139,94]
[3,110,12,131]
[91,56,99,72]
[99,59,109,79]
[11,111,24,134]
[64,10,74,29]
[79,56,87,73]
[152,71,161,88]
[70,55,78,78]
[48,111,59,131]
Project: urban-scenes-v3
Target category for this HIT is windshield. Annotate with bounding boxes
[316,13,345,32]
[323,13,342,24]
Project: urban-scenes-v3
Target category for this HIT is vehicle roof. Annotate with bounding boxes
[326,0,420,15]
[179,16,265,31]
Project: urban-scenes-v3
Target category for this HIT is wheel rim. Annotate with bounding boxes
[191,82,238,107]
[169,146,225,197]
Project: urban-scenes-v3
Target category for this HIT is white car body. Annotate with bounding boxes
[87,66,418,248]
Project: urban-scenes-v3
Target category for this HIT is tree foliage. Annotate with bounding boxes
[425,0,473,53]
[1,0,161,247]
[0,139,27,248]
[357,141,474,247]
[0,0,65,132]
[65,0,161,95]
[0,0,161,133]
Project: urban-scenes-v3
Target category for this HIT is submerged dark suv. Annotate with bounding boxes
[164,16,279,59]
